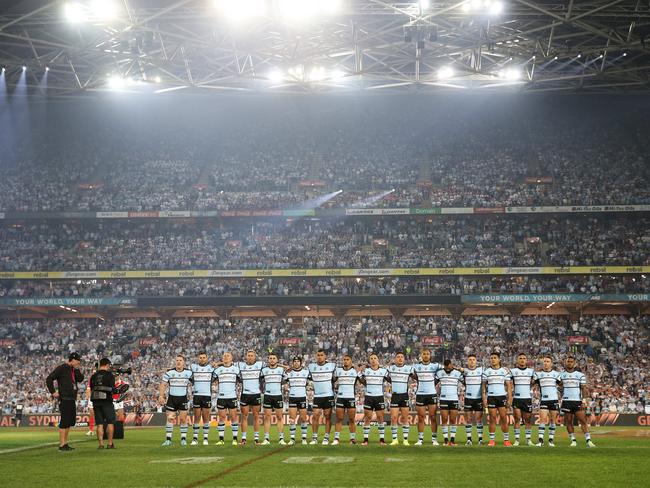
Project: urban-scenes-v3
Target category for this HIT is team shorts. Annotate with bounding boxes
[58,399,77,429]
[463,398,484,412]
[439,399,460,410]
[336,398,356,409]
[415,394,437,407]
[165,395,189,412]
[240,394,261,407]
[487,396,508,409]
[512,398,533,413]
[540,400,560,411]
[216,398,238,410]
[288,397,307,410]
[390,393,409,408]
[363,396,386,412]
[263,395,283,410]
[93,402,116,425]
[561,401,583,414]
[313,396,335,410]
[192,395,212,409]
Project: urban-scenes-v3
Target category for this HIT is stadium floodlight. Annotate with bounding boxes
[154,76,162,83]
[90,0,119,21]
[268,69,284,82]
[22,65,27,71]
[488,0,503,15]
[419,0,431,9]
[437,66,454,80]
[330,69,346,81]
[214,0,267,21]
[277,0,339,20]
[64,2,87,23]
[107,75,126,89]
[308,66,326,82]
[321,0,342,15]
[499,68,520,81]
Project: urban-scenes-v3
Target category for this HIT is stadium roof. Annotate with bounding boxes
[1,0,650,97]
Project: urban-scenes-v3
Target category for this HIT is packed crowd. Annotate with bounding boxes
[1,274,648,299]
[0,216,647,271]
[1,314,646,415]
[0,98,648,213]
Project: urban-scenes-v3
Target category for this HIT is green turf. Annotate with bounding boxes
[0,426,647,487]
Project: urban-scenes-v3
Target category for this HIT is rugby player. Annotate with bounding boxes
[482,351,513,447]
[462,354,484,445]
[261,353,286,444]
[159,355,194,446]
[510,353,535,446]
[283,356,310,445]
[436,359,462,446]
[213,352,241,446]
[560,356,596,448]
[412,349,441,446]
[190,352,215,445]
[359,353,390,446]
[334,354,360,445]
[533,356,562,447]
[388,352,413,446]
[308,349,337,445]
[238,350,264,445]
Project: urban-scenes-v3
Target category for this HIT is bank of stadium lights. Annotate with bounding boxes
[498,67,521,81]
[461,0,503,15]
[437,66,455,80]
[269,66,345,82]
[64,1,120,23]
[215,0,341,22]
[214,0,267,21]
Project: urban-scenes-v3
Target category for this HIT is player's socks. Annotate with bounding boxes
[232,423,239,441]
[432,432,437,443]
[279,431,285,441]
[264,432,270,441]
[312,432,318,441]
[489,432,496,441]
[218,422,225,441]
[525,429,532,441]
[301,423,308,440]
[350,432,356,441]
[165,423,173,441]
[451,426,457,442]
[391,426,398,440]
[402,425,410,441]
[477,423,484,442]
[363,426,370,441]
[503,431,509,441]
[254,431,260,442]
[89,416,95,431]
[290,424,297,440]
[323,433,330,442]
[584,432,591,442]
[203,423,210,442]
[378,423,385,441]
[514,427,520,441]
[334,431,340,441]
[180,424,188,441]
[418,431,424,442]
[569,432,576,441]
[549,423,556,442]
[465,424,472,440]
[442,426,448,441]
[193,424,199,441]
[538,424,546,443]
[242,431,247,441]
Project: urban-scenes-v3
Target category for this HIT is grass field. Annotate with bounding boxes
[1,426,648,487]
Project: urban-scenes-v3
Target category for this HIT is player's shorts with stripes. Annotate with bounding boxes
[415,394,437,407]
[463,398,483,412]
[336,397,356,409]
[512,398,533,413]
[263,395,283,410]
[561,400,583,414]
[288,396,307,410]
[389,393,409,408]
[487,396,507,409]
[193,395,212,409]
[313,396,335,410]
[363,395,386,411]
[216,398,238,410]
[438,399,460,410]
[165,395,189,412]
[240,393,261,407]
[540,400,560,411]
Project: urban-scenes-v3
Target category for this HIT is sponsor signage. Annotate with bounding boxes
[462,294,650,303]
[421,336,444,346]
[0,297,137,306]
[568,336,590,345]
[279,337,302,346]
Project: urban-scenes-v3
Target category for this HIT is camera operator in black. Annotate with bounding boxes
[89,358,117,449]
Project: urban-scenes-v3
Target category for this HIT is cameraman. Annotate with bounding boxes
[89,358,117,449]
[46,352,84,451]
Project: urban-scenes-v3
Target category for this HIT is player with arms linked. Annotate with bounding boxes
[510,353,535,446]
[482,351,513,447]
[190,352,215,445]
[560,356,596,448]
[283,356,311,445]
[159,355,194,446]
[533,356,562,447]
[334,354,360,445]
